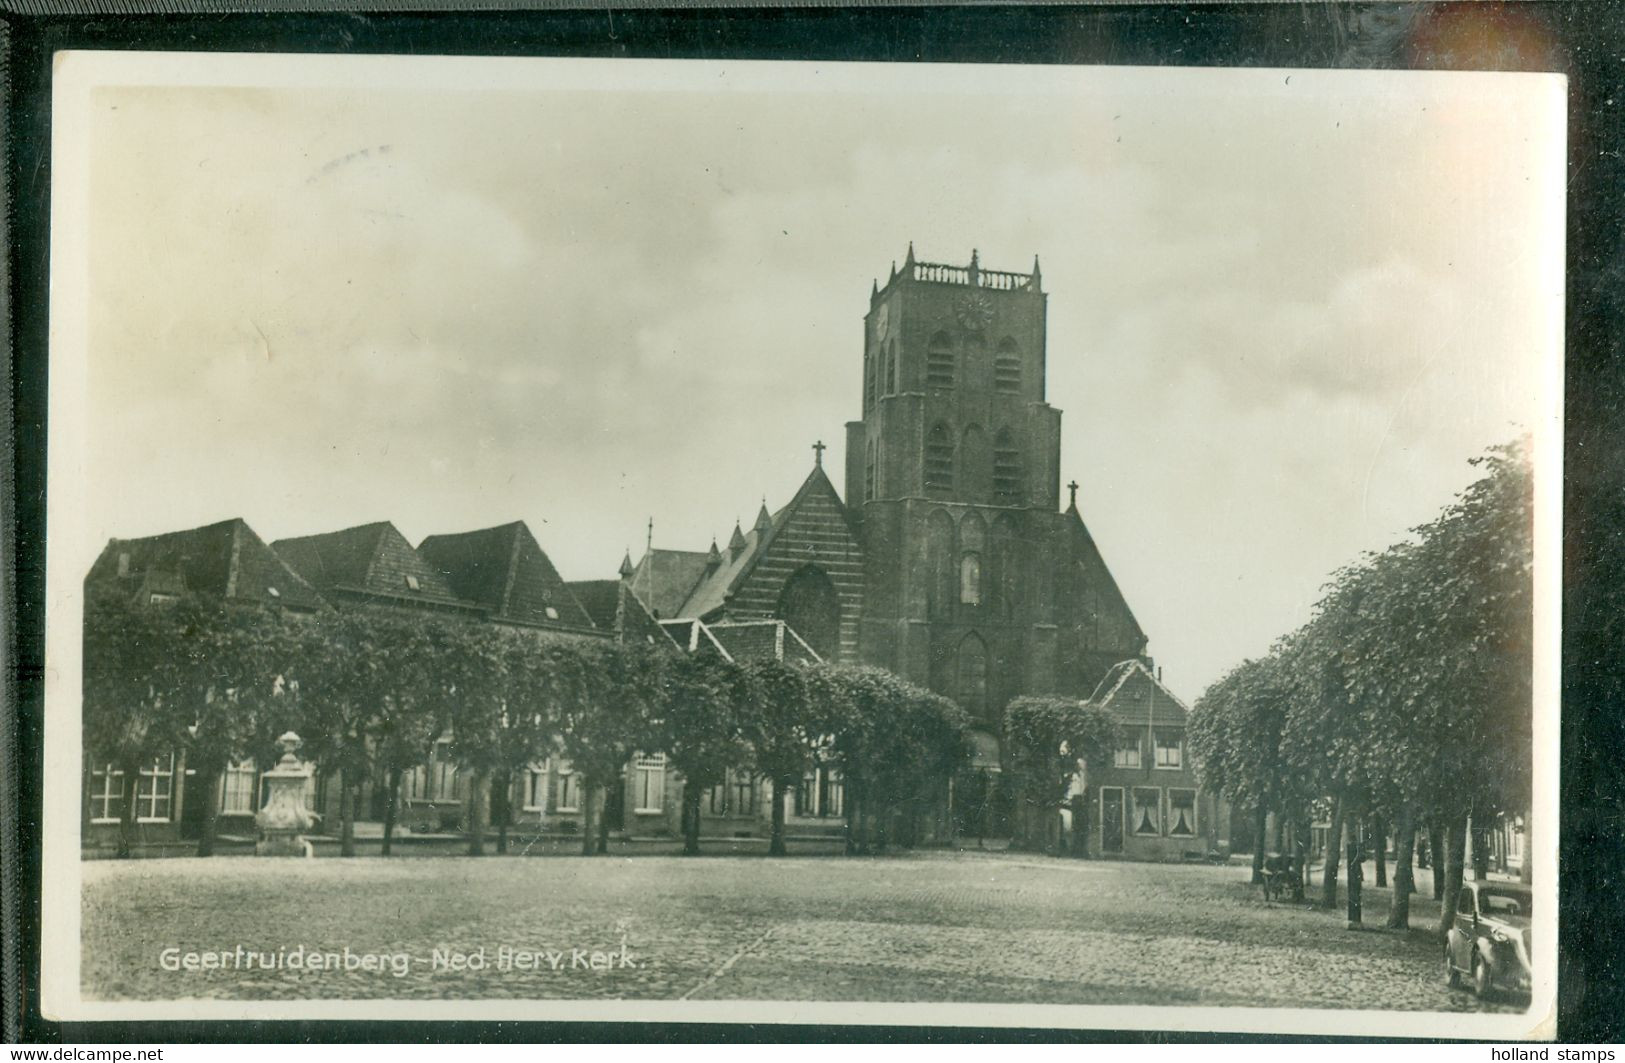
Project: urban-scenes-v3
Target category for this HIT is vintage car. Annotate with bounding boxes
[1444,880,1533,999]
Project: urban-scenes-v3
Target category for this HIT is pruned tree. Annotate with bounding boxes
[740,659,819,856]
[658,651,750,855]
[1004,695,1117,855]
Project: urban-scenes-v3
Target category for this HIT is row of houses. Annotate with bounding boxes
[83,507,1227,860]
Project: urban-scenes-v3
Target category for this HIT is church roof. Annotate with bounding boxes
[273,521,471,611]
[1064,500,1147,652]
[676,462,851,621]
[626,548,714,619]
[706,619,822,663]
[417,521,595,630]
[1088,659,1189,727]
[87,518,327,611]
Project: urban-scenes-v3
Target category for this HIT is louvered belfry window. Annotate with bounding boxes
[993,429,1023,503]
[925,423,954,492]
[994,338,1022,393]
[927,331,955,389]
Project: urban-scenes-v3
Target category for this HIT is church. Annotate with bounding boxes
[624,247,1155,831]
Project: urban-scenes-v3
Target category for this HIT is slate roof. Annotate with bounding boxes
[675,462,856,621]
[1064,499,1147,651]
[626,548,714,619]
[1088,659,1189,727]
[566,579,622,631]
[706,619,822,663]
[272,522,471,611]
[417,521,595,630]
[86,518,327,611]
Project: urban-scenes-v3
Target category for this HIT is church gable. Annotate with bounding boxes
[686,461,865,662]
[1061,504,1146,656]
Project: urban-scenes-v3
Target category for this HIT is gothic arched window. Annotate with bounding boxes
[925,423,954,494]
[993,428,1023,504]
[959,512,986,606]
[880,345,893,398]
[960,424,991,504]
[954,633,990,720]
[864,440,877,502]
[865,351,876,409]
[889,340,900,393]
[777,564,840,661]
[995,337,1022,394]
[927,331,955,389]
[989,513,1021,618]
[926,508,956,619]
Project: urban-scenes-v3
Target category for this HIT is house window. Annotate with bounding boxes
[148,592,179,606]
[1167,788,1198,838]
[1154,730,1183,770]
[523,760,551,812]
[732,771,758,815]
[634,754,666,813]
[959,553,982,605]
[556,765,581,813]
[927,331,955,389]
[220,760,259,815]
[1131,786,1162,836]
[1113,741,1142,769]
[89,764,124,823]
[136,754,175,822]
[706,782,729,815]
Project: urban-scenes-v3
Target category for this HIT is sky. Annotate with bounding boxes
[66,56,1563,701]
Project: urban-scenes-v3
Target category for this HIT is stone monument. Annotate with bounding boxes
[256,731,316,856]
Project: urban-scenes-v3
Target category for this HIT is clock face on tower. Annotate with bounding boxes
[876,304,890,342]
[954,293,994,332]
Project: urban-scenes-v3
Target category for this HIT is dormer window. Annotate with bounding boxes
[117,552,131,577]
[405,575,421,592]
[545,606,559,620]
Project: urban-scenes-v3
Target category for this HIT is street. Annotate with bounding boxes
[81,850,1526,1011]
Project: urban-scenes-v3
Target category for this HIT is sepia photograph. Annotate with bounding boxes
[38,50,1562,1037]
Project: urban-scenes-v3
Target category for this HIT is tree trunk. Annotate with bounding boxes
[1520,812,1533,884]
[1273,810,1286,854]
[381,765,402,857]
[1438,812,1469,938]
[1250,802,1267,884]
[195,760,223,858]
[769,779,788,856]
[493,771,510,855]
[1387,807,1416,930]
[1345,821,1363,927]
[116,765,139,859]
[580,781,597,856]
[1471,821,1491,880]
[1374,816,1389,888]
[466,767,489,856]
[683,782,702,855]
[596,785,611,855]
[1429,819,1446,899]
[339,771,357,858]
[1321,796,1344,909]
[1071,793,1090,858]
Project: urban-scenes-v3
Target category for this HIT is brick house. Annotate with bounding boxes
[81,518,328,847]
[1077,660,1228,861]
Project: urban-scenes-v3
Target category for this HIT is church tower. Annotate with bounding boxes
[845,246,1146,759]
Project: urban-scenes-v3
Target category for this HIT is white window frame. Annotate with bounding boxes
[1113,741,1142,769]
[523,759,551,813]
[556,764,580,813]
[1154,730,1183,770]
[1130,785,1162,837]
[634,754,665,814]
[219,759,259,815]
[136,754,176,823]
[89,763,124,823]
[1165,787,1199,838]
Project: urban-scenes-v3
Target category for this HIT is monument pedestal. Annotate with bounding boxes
[255,731,316,857]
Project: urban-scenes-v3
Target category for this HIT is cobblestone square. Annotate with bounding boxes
[81,850,1526,1013]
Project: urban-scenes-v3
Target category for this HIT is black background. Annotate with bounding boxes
[3,1,1622,1045]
